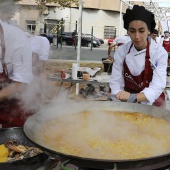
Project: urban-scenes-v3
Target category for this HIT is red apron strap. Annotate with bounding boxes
[142,41,150,87]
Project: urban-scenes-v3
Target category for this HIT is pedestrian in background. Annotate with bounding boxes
[108,35,131,60]
[20,35,50,113]
[148,28,158,42]
[72,30,77,46]
[160,30,170,61]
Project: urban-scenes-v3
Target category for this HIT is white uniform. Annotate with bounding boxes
[29,36,50,61]
[110,40,168,105]
[0,20,33,83]
[113,35,131,45]
[21,36,50,112]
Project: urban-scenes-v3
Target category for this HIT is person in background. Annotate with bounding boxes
[160,31,170,75]
[72,30,77,46]
[161,30,170,63]
[1,0,50,113]
[29,35,50,76]
[148,28,158,42]
[0,0,33,128]
[161,30,170,53]
[109,5,167,107]
[20,34,50,112]
[108,35,131,60]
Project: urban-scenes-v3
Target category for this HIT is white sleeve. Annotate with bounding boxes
[113,37,118,45]
[109,44,127,95]
[39,37,50,61]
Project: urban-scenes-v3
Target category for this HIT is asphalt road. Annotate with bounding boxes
[49,43,114,62]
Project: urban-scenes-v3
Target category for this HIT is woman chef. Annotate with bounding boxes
[0,0,33,127]
[109,5,168,107]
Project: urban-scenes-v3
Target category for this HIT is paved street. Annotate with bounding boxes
[49,43,114,62]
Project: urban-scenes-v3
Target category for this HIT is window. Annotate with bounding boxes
[104,26,116,39]
[26,20,36,34]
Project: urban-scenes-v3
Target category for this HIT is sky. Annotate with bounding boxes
[158,3,170,7]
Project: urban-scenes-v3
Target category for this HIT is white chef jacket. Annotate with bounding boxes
[0,20,33,84]
[29,36,50,61]
[110,40,168,105]
[113,35,131,45]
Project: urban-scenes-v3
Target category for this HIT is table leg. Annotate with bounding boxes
[65,82,75,100]
[56,81,63,95]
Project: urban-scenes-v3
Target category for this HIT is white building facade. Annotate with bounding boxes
[12,0,144,39]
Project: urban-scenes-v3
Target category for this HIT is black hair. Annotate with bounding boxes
[151,29,158,35]
[123,5,156,32]
[164,30,169,34]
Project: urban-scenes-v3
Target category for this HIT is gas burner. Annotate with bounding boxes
[38,159,170,170]
[58,160,116,170]
[62,165,170,170]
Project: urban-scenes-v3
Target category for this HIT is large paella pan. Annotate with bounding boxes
[24,101,170,170]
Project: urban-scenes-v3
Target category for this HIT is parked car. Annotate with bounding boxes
[108,37,114,45]
[58,32,100,47]
[82,33,101,47]
[98,37,104,44]
[83,34,104,44]
[58,32,72,45]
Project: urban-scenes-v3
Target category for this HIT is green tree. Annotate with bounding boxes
[15,0,78,10]
[35,0,79,15]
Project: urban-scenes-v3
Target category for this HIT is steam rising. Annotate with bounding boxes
[0,0,19,22]
[28,103,170,160]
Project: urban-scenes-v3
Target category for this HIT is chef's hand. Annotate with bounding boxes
[108,54,112,60]
[115,91,130,102]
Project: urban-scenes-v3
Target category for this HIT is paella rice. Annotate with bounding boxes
[38,111,170,160]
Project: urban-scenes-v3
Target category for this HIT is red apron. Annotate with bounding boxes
[123,42,165,107]
[163,39,170,52]
[0,23,33,128]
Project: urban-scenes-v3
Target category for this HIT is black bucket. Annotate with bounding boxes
[102,58,113,74]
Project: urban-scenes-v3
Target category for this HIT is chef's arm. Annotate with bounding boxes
[37,60,46,74]
[0,82,25,100]
[108,44,115,59]
[35,59,46,75]
[136,92,148,102]
[115,91,148,103]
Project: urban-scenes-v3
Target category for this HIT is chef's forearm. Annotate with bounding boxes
[0,82,24,100]
[108,44,114,55]
[39,60,46,73]
[136,92,148,102]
